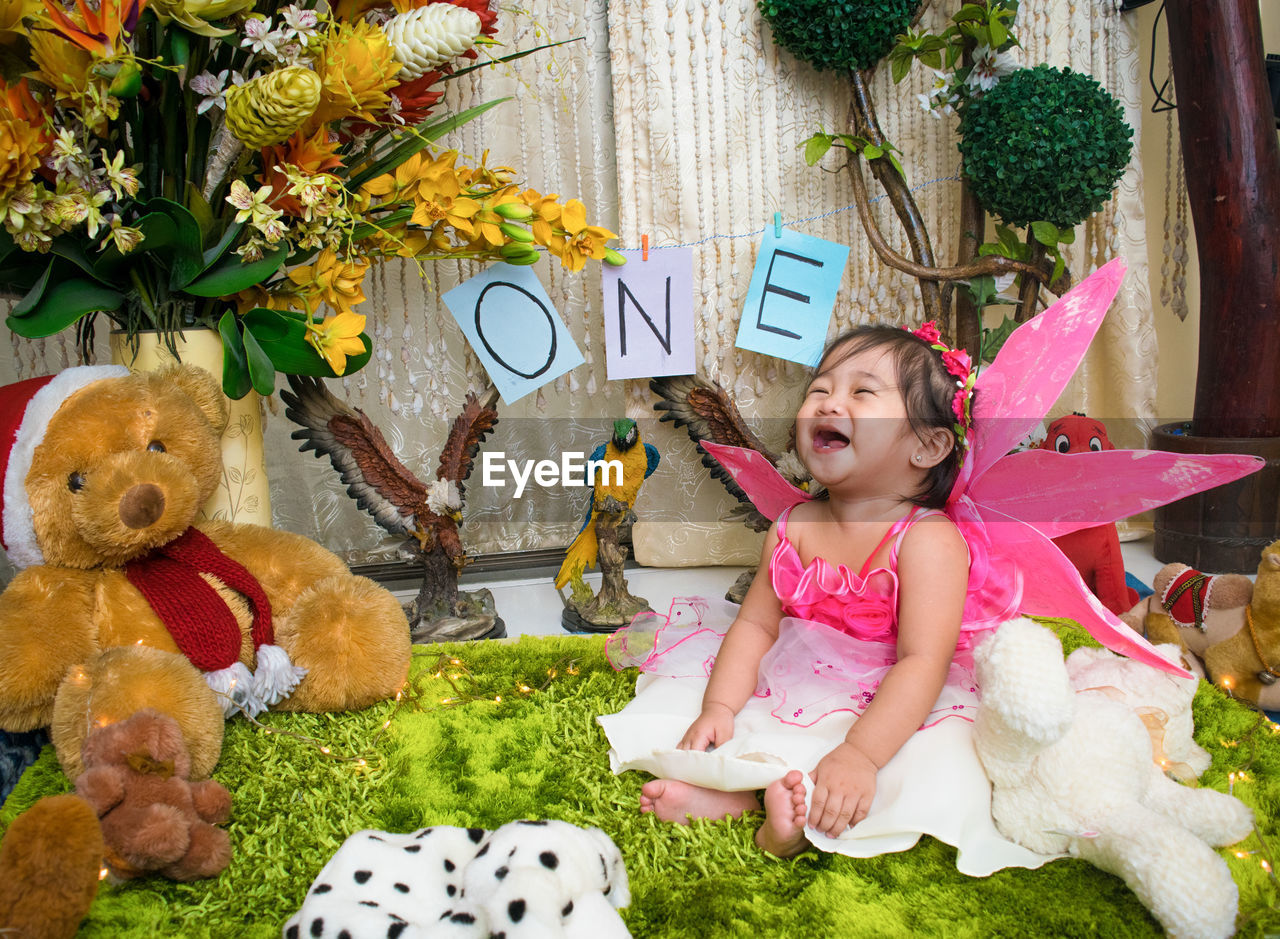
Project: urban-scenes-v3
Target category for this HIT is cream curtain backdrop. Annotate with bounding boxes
[0,0,1153,575]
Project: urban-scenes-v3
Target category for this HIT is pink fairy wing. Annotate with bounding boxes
[969,448,1265,539]
[979,505,1189,676]
[698,441,812,522]
[968,258,1128,489]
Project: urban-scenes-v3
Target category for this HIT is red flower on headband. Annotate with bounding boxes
[913,321,941,344]
[941,348,972,380]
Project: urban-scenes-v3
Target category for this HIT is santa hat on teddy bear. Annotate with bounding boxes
[0,365,306,718]
[0,365,130,570]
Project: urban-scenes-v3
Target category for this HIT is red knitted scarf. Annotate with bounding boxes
[125,527,274,672]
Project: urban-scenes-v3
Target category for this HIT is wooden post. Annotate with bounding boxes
[1166,0,1280,438]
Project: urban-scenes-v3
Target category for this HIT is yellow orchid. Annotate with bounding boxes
[408,156,481,235]
[287,248,369,314]
[304,310,366,376]
[554,223,618,273]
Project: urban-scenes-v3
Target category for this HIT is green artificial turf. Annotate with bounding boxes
[2,620,1278,937]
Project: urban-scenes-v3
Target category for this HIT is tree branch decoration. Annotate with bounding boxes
[767,0,1133,358]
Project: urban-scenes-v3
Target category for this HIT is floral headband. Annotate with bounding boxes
[907,321,975,452]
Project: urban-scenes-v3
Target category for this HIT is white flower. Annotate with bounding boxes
[191,69,243,113]
[278,5,318,40]
[241,16,280,56]
[966,44,1018,93]
[918,68,959,118]
[426,479,462,516]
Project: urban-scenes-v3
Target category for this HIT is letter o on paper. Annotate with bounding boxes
[474,281,557,379]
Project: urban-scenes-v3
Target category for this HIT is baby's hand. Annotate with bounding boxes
[808,742,878,838]
[677,701,735,751]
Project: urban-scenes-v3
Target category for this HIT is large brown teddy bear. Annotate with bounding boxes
[0,363,411,779]
[1122,539,1280,711]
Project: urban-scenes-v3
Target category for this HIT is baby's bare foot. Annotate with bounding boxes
[756,770,809,858]
[639,779,760,824]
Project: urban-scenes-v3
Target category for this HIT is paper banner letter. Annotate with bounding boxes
[734,228,850,366]
[601,247,695,379]
[442,263,585,404]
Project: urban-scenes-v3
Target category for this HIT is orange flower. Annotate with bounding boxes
[258,129,344,216]
[39,0,144,57]
[0,115,45,198]
[308,19,399,128]
[0,79,53,158]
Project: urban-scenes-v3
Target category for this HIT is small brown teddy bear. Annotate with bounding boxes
[0,364,412,779]
[1122,539,1280,710]
[75,709,232,882]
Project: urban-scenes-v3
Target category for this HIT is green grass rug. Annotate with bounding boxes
[2,620,1278,937]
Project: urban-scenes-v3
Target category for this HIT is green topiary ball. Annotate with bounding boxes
[957,65,1133,230]
[757,0,921,72]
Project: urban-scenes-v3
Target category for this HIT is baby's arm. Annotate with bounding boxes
[677,523,785,752]
[808,515,968,836]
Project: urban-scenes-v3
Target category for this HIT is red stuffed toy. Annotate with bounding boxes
[1037,414,1140,616]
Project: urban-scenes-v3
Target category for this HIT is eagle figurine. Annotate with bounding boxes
[649,374,821,532]
[281,376,501,642]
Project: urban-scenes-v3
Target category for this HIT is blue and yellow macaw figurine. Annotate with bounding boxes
[555,418,660,609]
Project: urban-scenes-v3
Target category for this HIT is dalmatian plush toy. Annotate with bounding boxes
[284,819,631,938]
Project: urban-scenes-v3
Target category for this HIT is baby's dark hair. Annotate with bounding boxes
[813,324,971,508]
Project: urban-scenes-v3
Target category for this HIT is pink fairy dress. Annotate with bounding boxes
[597,504,1055,876]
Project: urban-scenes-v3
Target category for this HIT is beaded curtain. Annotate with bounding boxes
[0,0,1153,572]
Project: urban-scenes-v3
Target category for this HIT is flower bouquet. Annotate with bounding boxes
[0,0,619,396]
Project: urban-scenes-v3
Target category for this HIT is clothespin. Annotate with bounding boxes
[642,234,649,262]
[774,212,783,238]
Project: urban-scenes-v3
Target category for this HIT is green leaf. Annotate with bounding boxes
[989,17,1008,49]
[967,274,998,307]
[183,244,288,297]
[345,98,511,191]
[241,323,277,396]
[953,4,986,23]
[1057,227,1076,245]
[49,238,108,283]
[887,152,906,179]
[1051,252,1066,284]
[802,134,833,166]
[168,26,191,67]
[9,262,52,317]
[184,182,215,241]
[1030,220,1060,247]
[6,278,122,337]
[443,37,579,82]
[890,52,912,84]
[144,198,206,289]
[980,314,1019,364]
[244,307,372,377]
[863,143,884,161]
[200,220,245,270]
[920,49,942,70]
[217,310,254,400]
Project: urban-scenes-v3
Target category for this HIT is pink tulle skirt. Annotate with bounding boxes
[606,597,983,729]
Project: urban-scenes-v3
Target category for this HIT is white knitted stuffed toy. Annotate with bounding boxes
[973,618,1255,939]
